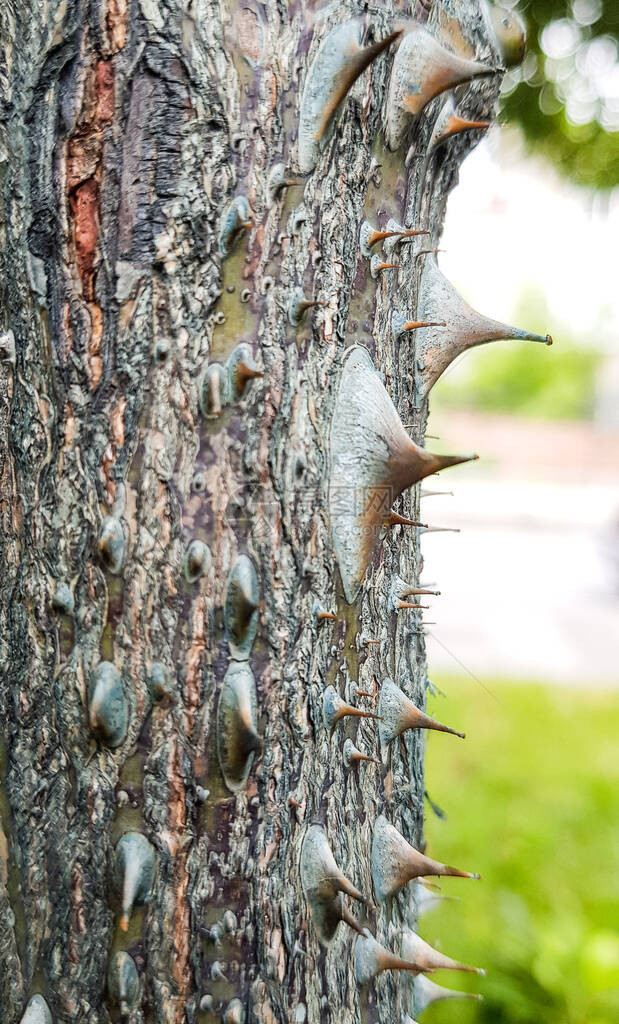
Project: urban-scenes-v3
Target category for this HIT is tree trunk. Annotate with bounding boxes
[0,1,502,1022]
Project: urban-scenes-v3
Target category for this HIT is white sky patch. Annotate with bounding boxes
[438,133,619,352]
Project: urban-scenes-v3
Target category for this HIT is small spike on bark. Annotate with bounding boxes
[355,930,427,986]
[386,25,495,150]
[415,255,553,398]
[323,685,381,730]
[114,832,156,932]
[413,974,483,1014]
[378,678,465,744]
[300,825,366,945]
[371,815,479,902]
[299,21,402,171]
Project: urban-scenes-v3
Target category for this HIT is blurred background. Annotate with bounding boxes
[417,2,618,1022]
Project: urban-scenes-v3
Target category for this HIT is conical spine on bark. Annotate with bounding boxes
[412,879,459,917]
[226,343,264,402]
[223,999,244,1024]
[485,2,527,68]
[402,928,486,974]
[217,662,261,792]
[386,26,494,150]
[355,929,427,986]
[298,20,403,171]
[114,832,156,932]
[199,362,230,419]
[383,217,430,255]
[300,825,366,944]
[329,346,476,602]
[415,255,552,399]
[19,996,52,1024]
[413,973,483,1014]
[224,554,260,660]
[378,677,465,744]
[427,95,491,153]
[266,163,302,206]
[107,951,140,1012]
[88,661,128,749]
[323,685,381,730]
[287,287,325,326]
[360,219,402,257]
[98,515,125,574]
[219,196,252,257]
[371,815,479,901]
[343,737,378,768]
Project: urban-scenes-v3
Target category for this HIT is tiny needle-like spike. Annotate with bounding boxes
[399,228,430,240]
[343,737,379,767]
[383,511,428,529]
[420,526,460,534]
[405,320,446,331]
[314,600,340,622]
[415,247,444,263]
[369,229,399,246]
[401,588,440,597]
[370,255,399,278]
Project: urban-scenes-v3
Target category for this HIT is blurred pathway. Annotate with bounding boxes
[422,412,619,687]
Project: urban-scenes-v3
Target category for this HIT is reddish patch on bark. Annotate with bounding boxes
[185,598,206,721]
[70,179,99,302]
[95,60,115,122]
[66,56,116,385]
[168,742,191,1010]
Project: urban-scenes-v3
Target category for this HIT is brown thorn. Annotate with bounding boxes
[367,229,401,247]
[398,228,430,239]
[299,300,327,313]
[402,320,446,331]
[414,248,444,263]
[384,511,428,528]
[400,588,440,597]
[344,706,382,722]
[315,29,404,140]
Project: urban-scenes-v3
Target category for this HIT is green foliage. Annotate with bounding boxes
[434,337,599,418]
[500,1,619,189]
[432,287,601,419]
[424,677,619,1024]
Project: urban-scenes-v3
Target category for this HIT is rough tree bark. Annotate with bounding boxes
[0,1,514,1022]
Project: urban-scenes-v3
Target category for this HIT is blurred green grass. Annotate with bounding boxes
[420,678,619,1024]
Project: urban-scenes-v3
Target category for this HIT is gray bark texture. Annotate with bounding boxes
[0,1,502,1022]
